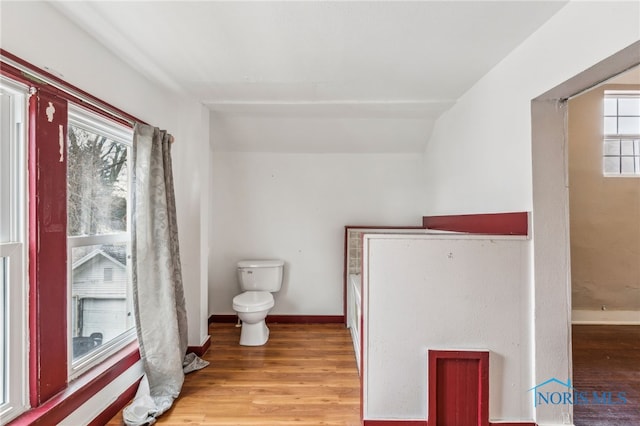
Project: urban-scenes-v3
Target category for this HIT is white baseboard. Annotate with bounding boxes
[572,309,640,325]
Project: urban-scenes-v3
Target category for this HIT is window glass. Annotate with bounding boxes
[604,139,620,156]
[603,116,618,135]
[70,243,131,359]
[618,116,640,135]
[620,139,635,156]
[0,77,28,422]
[621,157,636,174]
[0,92,11,242]
[1,257,6,405]
[67,105,134,371]
[603,157,620,174]
[67,125,128,236]
[603,97,618,115]
[603,92,640,176]
[104,267,113,282]
[618,97,640,116]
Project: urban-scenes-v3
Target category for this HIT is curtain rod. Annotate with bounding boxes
[1,49,147,128]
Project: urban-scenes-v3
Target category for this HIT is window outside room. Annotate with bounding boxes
[603,91,640,176]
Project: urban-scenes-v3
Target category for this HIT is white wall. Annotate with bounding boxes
[209,152,424,315]
[422,2,639,425]
[423,0,639,216]
[170,97,210,347]
[362,234,530,421]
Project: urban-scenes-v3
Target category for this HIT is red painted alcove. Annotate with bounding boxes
[428,350,489,426]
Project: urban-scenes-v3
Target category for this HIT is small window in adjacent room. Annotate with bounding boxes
[603,91,640,176]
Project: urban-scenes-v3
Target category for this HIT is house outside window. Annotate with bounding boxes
[603,90,640,176]
[67,104,135,376]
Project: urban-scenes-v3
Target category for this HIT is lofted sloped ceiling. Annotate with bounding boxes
[52,1,568,153]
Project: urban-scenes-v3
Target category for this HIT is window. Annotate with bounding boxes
[1,51,145,421]
[603,91,640,176]
[0,77,29,422]
[67,105,135,376]
[104,267,114,282]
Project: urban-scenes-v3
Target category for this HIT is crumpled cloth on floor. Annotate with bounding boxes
[123,353,209,426]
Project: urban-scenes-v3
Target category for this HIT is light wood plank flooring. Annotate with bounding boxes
[107,322,361,426]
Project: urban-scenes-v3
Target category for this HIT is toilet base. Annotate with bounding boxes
[239,320,270,346]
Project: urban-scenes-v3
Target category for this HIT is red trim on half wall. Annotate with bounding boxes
[423,212,528,236]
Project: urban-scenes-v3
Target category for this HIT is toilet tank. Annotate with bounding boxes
[237,260,284,292]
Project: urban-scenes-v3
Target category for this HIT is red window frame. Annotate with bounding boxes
[28,85,70,405]
[1,49,143,424]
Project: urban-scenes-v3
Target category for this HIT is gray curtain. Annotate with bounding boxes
[123,123,208,426]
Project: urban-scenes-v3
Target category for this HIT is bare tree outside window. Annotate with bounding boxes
[67,125,128,237]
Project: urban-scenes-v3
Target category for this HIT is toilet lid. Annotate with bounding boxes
[233,291,274,312]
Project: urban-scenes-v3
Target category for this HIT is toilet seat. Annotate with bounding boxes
[233,291,274,313]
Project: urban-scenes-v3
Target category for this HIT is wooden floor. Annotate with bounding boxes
[572,325,640,426]
[106,323,639,426]
[106,322,361,426]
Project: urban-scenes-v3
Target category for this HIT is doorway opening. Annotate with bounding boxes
[567,66,640,425]
[532,41,640,425]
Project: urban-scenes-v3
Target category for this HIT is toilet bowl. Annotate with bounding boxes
[232,291,275,346]
[233,260,284,346]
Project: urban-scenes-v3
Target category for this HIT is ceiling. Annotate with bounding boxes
[52,1,569,153]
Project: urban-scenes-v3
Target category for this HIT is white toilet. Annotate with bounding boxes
[232,260,284,346]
